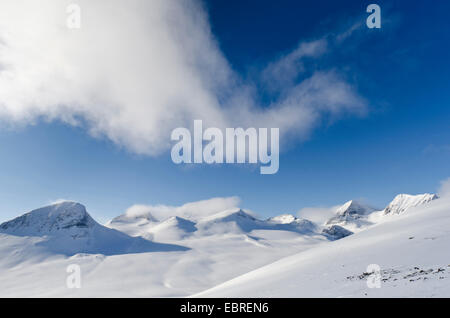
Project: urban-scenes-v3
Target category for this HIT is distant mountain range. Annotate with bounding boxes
[0,192,443,297]
[1,193,439,251]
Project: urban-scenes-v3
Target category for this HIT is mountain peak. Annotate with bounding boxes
[335,200,375,216]
[0,201,95,236]
[160,216,196,229]
[201,208,256,222]
[326,200,375,227]
[147,216,197,241]
[197,209,263,234]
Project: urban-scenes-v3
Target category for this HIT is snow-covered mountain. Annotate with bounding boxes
[109,208,318,238]
[0,201,186,256]
[197,209,272,235]
[266,214,316,233]
[0,202,95,237]
[325,200,376,231]
[106,210,159,238]
[329,200,376,222]
[193,209,317,235]
[383,193,438,215]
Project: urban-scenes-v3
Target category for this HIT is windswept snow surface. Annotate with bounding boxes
[195,197,450,298]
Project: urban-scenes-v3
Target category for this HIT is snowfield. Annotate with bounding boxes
[0,193,448,297]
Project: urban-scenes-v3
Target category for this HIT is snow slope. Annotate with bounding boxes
[194,196,450,297]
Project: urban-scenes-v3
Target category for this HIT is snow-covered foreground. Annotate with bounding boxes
[0,194,448,297]
[195,196,450,298]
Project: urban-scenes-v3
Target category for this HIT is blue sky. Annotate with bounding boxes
[0,0,449,222]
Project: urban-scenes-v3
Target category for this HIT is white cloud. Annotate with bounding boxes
[438,177,450,198]
[297,205,338,225]
[48,198,74,205]
[125,196,241,221]
[261,39,328,91]
[0,0,367,156]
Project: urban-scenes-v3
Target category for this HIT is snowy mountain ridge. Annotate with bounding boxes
[324,193,439,233]
[1,193,439,246]
[108,208,318,238]
[383,193,438,215]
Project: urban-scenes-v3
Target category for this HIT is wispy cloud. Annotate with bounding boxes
[0,0,367,156]
[261,39,328,92]
[438,177,450,198]
[297,205,338,225]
